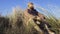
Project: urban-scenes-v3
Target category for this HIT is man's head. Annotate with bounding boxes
[28,2,34,9]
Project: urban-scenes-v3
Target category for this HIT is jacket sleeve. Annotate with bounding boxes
[38,12,45,20]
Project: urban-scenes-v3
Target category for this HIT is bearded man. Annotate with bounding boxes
[23,2,55,34]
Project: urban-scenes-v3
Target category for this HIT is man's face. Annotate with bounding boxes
[28,3,34,9]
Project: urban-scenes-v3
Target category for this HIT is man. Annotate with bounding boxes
[23,2,46,34]
[23,2,55,34]
[24,2,45,25]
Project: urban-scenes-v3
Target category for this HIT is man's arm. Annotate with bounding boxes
[38,12,45,20]
[34,9,45,20]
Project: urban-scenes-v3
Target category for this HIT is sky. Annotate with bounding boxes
[0,0,60,18]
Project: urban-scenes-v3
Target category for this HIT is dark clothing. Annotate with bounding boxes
[27,9,38,16]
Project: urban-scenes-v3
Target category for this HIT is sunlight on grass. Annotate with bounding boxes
[0,6,60,34]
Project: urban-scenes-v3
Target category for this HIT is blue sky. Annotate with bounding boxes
[0,0,60,18]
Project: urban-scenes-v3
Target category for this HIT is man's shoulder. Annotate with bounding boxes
[33,9,37,11]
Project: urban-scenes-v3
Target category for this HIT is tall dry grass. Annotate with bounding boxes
[37,6,60,34]
[0,6,60,34]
